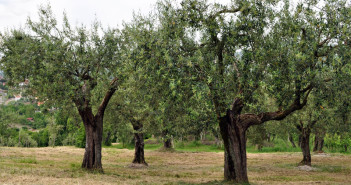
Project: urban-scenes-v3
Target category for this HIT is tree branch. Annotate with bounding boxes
[318,36,332,48]
[241,85,313,130]
[212,8,242,18]
[95,77,118,119]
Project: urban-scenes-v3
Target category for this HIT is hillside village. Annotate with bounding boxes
[0,72,46,130]
[0,72,33,104]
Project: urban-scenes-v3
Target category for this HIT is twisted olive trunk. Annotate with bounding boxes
[216,95,310,183]
[131,121,147,165]
[79,109,103,171]
[219,110,248,182]
[299,128,311,166]
[75,78,118,171]
[297,120,316,166]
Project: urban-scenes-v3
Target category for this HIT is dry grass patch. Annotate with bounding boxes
[0,147,350,184]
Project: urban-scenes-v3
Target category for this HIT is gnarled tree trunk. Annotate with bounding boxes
[216,95,310,183]
[219,109,248,182]
[299,128,311,166]
[78,109,104,171]
[297,120,316,166]
[131,121,147,165]
[75,77,118,171]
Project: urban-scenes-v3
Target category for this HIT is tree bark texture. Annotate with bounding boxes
[299,129,311,166]
[131,121,147,165]
[297,120,316,166]
[74,77,118,171]
[219,109,248,182]
[216,95,311,183]
[298,135,302,148]
[79,109,103,171]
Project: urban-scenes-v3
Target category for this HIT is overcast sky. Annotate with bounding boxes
[0,0,234,31]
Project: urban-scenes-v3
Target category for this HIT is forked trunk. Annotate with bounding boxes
[81,114,103,171]
[298,125,311,166]
[219,110,248,183]
[75,77,118,172]
[132,121,147,165]
[214,95,310,183]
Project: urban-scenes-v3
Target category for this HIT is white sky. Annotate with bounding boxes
[0,0,233,31]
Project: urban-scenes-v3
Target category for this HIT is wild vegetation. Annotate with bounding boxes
[0,0,351,184]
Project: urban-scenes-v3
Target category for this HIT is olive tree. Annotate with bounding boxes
[0,5,125,171]
[156,0,351,182]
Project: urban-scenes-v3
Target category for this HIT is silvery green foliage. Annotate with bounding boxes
[0,4,124,108]
[156,0,351,116]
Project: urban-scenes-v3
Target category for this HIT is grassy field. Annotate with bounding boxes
[0,146,350,185]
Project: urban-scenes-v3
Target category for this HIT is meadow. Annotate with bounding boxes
[0,145,350,185]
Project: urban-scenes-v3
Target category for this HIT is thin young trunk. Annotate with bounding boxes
[104,131,112,146]
[313,134,324,153]
[313,135,317,152]
[131,121,147,165]
[288,133,297,148]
